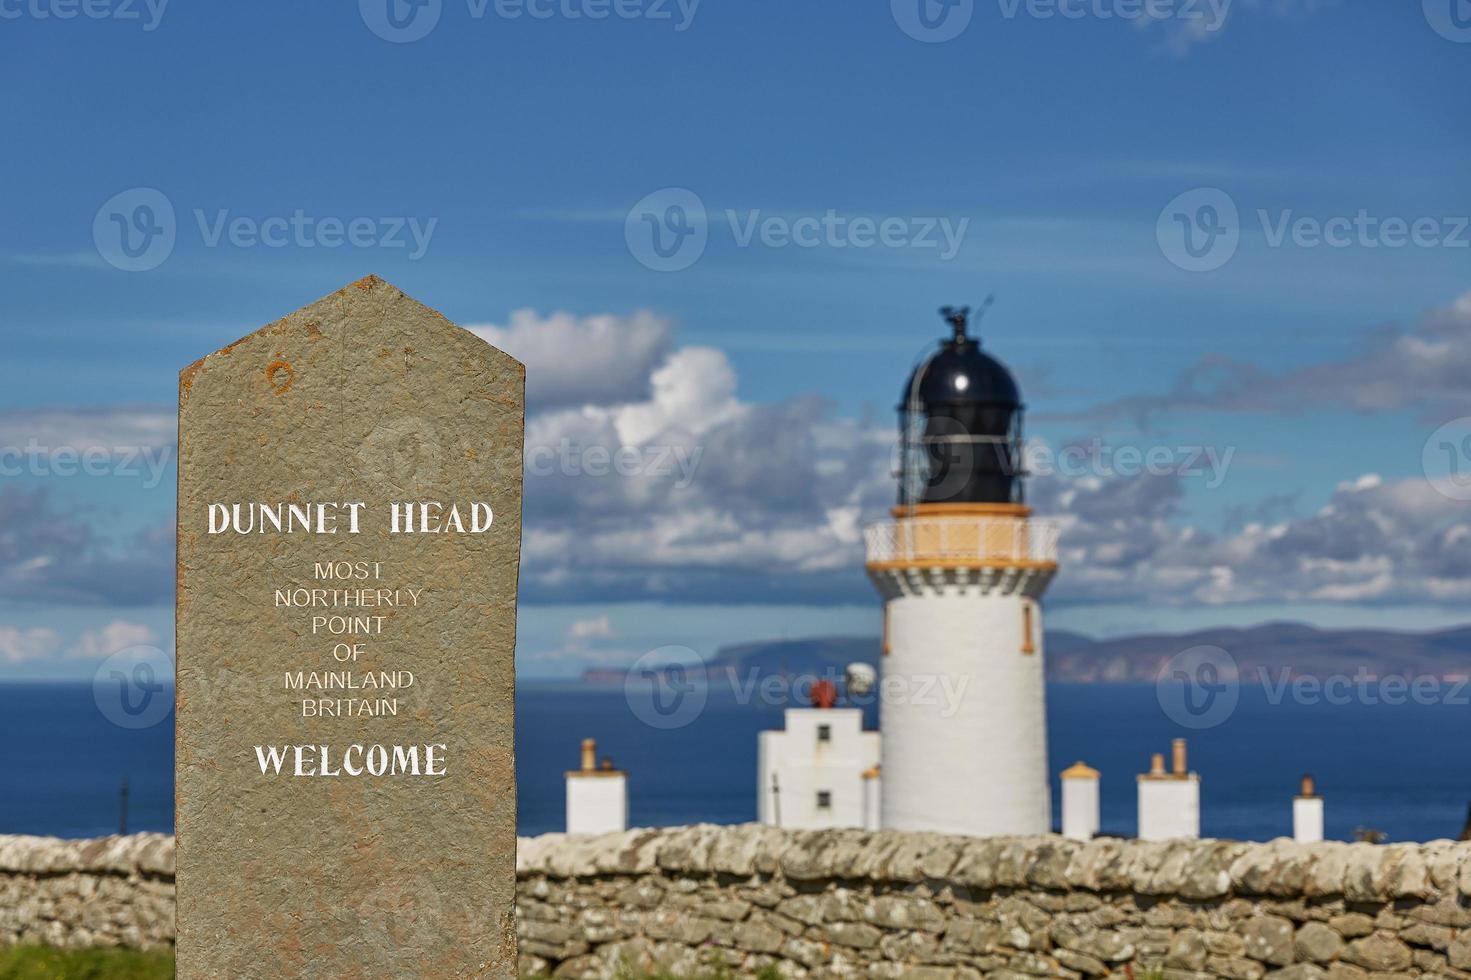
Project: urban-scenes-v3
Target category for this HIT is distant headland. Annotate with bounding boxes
[577,622,1471,686]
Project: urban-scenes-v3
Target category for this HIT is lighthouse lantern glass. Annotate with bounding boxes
[899,313,1025,508]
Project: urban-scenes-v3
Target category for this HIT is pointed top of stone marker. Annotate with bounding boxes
[181,274,523,395]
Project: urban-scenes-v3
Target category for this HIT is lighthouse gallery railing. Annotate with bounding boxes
[864,516,1061,566]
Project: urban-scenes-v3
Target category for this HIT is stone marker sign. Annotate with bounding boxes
[176,276,522,978]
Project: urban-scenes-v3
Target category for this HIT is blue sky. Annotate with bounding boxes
[3,0,1470,678]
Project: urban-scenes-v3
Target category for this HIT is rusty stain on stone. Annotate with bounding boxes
[266,360,295,393]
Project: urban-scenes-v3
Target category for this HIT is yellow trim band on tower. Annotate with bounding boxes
[865,558,1059,573]
[890,502,1032,519]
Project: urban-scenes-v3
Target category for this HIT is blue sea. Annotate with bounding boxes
[3,682,1469,843]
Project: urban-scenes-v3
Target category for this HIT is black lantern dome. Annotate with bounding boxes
[898,306,1025,508]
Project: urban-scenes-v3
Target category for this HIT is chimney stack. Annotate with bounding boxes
[1293,773,1323,843]
[1137,739,1200,841]
[566,737,627,835]
[1060,762,1100,841]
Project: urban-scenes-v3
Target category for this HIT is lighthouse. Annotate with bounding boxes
[865,307,1059,837]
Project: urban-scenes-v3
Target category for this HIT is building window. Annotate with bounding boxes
[816,791,832,809]
[1022,602,1036,654]
[817,724,831,743]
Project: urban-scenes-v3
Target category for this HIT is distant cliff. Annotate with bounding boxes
[582,623,1471,685]
[1046,622,1471,683]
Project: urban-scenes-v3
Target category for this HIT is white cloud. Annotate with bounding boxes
[1138,0,1339,57]
[479,299,1471,610]
[518,338,889,603]
[67,620,160,660]
[1040,469,1471,607]
[612,347,744,446]
[566,615,614,641]
[0,619,163,669]
[0,404,175,455]
[468,310,674,410]
[529,613,628,665]
[9,292,1471,615]
[0,627,61,665]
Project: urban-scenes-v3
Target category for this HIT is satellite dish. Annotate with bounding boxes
[845,662,877,696]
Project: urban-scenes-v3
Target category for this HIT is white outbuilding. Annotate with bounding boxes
[565,738,627,835]
[758,697,880,831]
[1137,738,1200,841]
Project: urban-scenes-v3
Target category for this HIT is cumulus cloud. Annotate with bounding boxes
[10,295,1471,615]
[0,620,161,667]
[518,340,891,603]
[0,404,175,453]
[0,405,175,486]
[469,310,674,410]
[516,338,1471,606]
[474,301,1471,609]
[66,620,160,660]
[531,613,630,665]
[0,627,61,665]
[566,615,615,641]
[1061,293,1471,429]
[1038,469,1471,607]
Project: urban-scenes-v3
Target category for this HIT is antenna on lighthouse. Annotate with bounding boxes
[939,305,970,340]
[938,295,995,343]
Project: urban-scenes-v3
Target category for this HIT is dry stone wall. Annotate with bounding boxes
[13,826,1471,979]
[516,825,1471,979]
[0,833,173,949]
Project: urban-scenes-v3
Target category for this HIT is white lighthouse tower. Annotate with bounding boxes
[865,307,1059,837]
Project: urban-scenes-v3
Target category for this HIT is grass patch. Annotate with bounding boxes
[0,947,174,980]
